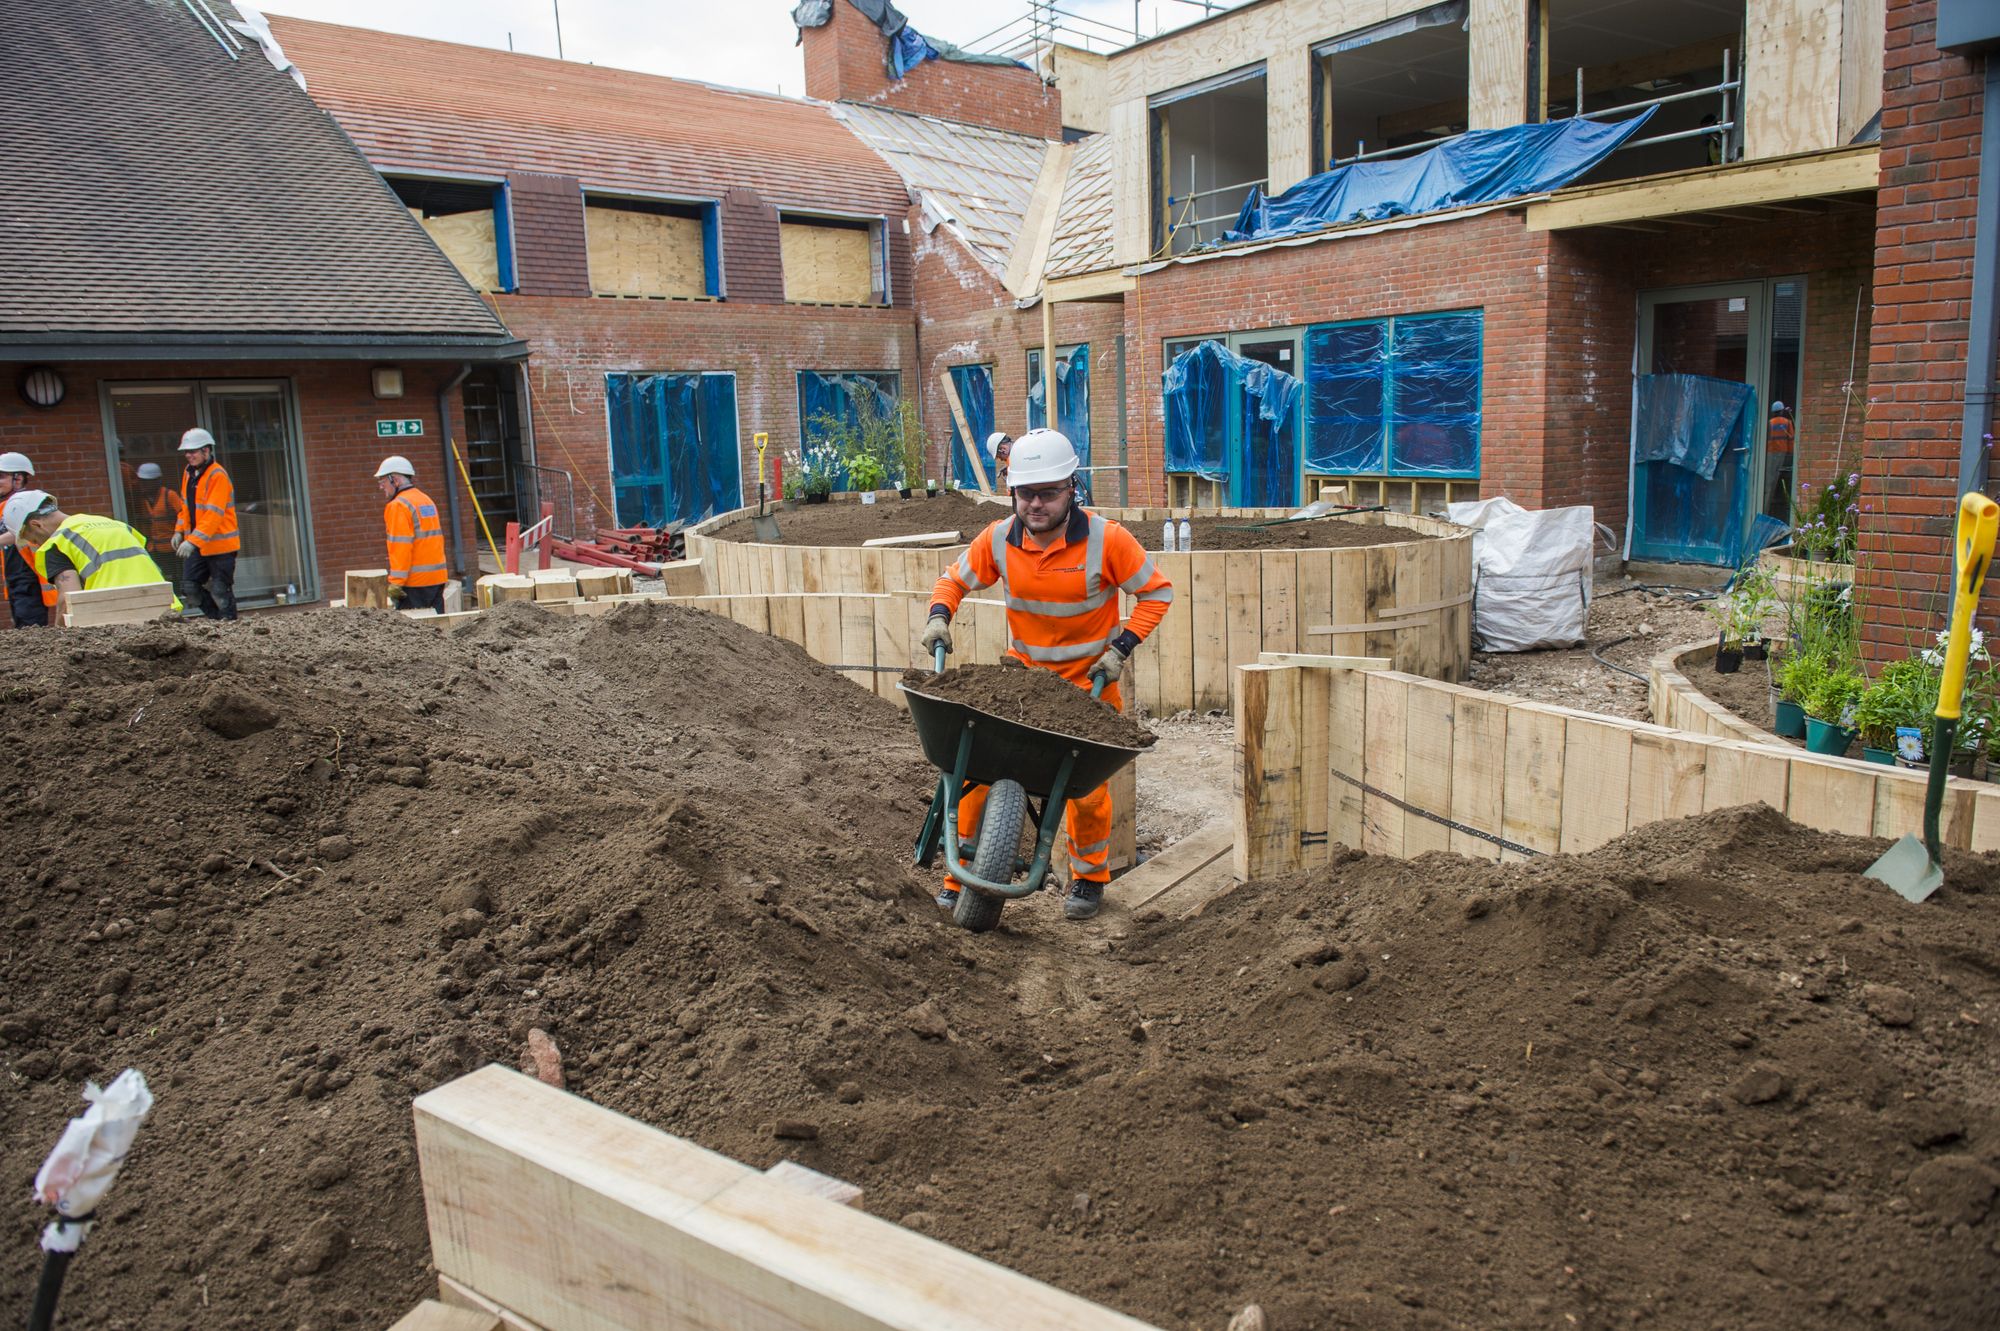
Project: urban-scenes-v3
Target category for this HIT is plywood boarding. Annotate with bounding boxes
[1745,0,1841,158]
[586,205,705,299]
[1266,46,1315,192]
[418,209,500,293]
[781,221,875,304]
[1467,0,1530,130]
[1839,0,1884,143]
[415,1066,1161,1331]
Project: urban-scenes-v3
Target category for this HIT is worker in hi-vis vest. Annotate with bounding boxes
[375,455,449,614]
[0,451,54,627]
[3,490,180,618]
[920,429,1174,921]
[172,427,239,620]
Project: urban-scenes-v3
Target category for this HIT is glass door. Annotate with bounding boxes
[1229,330,1303,507]
[1629,284,1767,566]
[103,379,318,604]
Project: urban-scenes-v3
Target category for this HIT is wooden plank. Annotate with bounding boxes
[1785,755,1878,836]
[803,594,842,677]
[585,204,705,298]
[873,593,906,701]
[1360,672,1409,858]
[1702,741,1794,817]
[838,596,876,690]
[1524,146,1879,231]
[1190,555,1229,712]
[972,597,1006,666]
[861,531,963,548]
[1151,552,1195,715]
[531,576,578,604]
[1401,681,1456,857]
[477,574,534,607]
[764,1159,863,1209]
[1294,549,1334,661]
[389,1300,503,1331]
[1325,548,1369,659]
[1327,663,1366,850]
[1500,702,1566,859]
[1449,690,1509,861]
[1222,551,1261,685]
[437,1279,545,1331]
[1256,652,1390,670]
[939,372,993,495]
[728,595,771,636]
[1967,785,2000,853]
[1148,856,1243,920]
[1296,663,1331,870]
[1002,141,1074,298]
[1362,540,1401,665]
[1559,716,1636,854]
[1258,550,1297,657]
[768,594,808,649]
[1873,769,1979,850]
[1232,664,1301,881]
[1116,819,1233,910]
[345,569,392,610]
[1106,762,1138,873]
[416,1066,1160,1331]
[1626,730,1709,831]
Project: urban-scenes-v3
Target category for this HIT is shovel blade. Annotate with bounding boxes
[751,514,783,542]
[1863,833,1944,903]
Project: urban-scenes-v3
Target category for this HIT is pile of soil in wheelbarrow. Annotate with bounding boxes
[707,492,998,545]
[1145,514,1438,552]
[902,662,1156,749]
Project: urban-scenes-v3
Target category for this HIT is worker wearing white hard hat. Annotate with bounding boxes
[3,490,180,620]
[173,427,239,620]
[130,462,182,557]
[0,450,51,627]
[984,431,1013,486]
[918,427,1175,923]
[375,457,448,613]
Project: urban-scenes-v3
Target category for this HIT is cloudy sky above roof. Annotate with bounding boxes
[259,1,1226,98]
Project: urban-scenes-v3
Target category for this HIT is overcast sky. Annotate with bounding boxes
[258,1,1229,96]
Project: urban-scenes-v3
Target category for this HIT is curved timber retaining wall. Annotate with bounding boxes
[688,503,1475,712]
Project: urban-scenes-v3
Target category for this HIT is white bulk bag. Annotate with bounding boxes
[1446,496,1593,652]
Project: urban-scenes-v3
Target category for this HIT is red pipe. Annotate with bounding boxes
[552,540,660,574]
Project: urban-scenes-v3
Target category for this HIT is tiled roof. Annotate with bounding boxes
[830,105,1049,276]
[0,0,516,349]
[271,16,914,221]
[1046,132,1116,279]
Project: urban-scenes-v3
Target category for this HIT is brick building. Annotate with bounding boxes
[0,1,522,622]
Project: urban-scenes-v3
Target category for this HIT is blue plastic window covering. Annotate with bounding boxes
[491,184,515,293]
[603,372,742,528]
[946,364,994,489]
[1304,311,1481,478]
[1028,344,1093,501]
[1226,109,1656,243]
[1163,341,1232,481]
[797,370,900,488]
[1632,373,1752,480]
[1237,360,1304,507]
[700,204,722,297]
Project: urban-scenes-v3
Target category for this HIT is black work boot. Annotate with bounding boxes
[1063,881,1104,920]
[935,885,960,910]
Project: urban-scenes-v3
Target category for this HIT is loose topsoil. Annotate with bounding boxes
[5,605,1999,1331]
[706,494,1435,553]
[902,662,1156,749]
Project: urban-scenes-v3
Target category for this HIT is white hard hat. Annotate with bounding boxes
[0,452,33,475]
[179,427,216,452]
[1006,428,1078,487]
[2,489,54,536]
[136,462,162,480]
[985,431,1011,456]
[374,455,416,480]
[1771,401,1788,413]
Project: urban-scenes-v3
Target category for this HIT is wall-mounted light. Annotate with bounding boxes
[18,366,64,410]
[371,366,406,400]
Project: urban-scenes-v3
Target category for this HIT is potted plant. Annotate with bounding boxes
[848,452,887,494]
[1709,596,1744,673]
[1773,648,1825,739]
[1732,565,1776,659]
[925,477,939,498]
[1852,657,1933,765]
[1803,666,1865,756]
[798,437,839,503]
[894,400,927,499]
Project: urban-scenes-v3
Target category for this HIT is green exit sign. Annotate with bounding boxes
[376,419,424,437]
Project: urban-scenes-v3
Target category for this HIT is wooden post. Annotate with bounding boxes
[344,569,392,610]
[1042,296,1057,431]
[939,372,993,495]
[1233,663,1303,881]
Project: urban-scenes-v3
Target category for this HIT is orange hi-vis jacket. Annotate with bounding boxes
[174,460,240,556]
[384,485,448,588]
[18,539,56,611]
[929,504,1174,694]
[143,486,184,552]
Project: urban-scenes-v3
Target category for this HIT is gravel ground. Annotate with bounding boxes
[1468,577,1721,721]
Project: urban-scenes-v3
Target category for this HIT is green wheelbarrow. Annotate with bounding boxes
[902,647,1150,933]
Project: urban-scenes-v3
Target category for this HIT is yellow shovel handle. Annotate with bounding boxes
[1939,490,2000,720]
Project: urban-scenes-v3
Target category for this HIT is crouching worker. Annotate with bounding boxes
[918,429,1173,920]
[2,490,180,618]
[374,456,448,613]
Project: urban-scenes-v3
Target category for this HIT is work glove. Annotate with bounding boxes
[1089,644,1129,685]
[174,539,196,560]
[919,614,953,658]
[387,583,408,604]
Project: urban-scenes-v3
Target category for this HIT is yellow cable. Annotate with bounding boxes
[448,438,504,567]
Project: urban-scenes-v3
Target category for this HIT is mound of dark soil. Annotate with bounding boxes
[706,492,995,545]
[903,663,1156,749]
[1148,514,1436,552]
[3,605,1998,1331]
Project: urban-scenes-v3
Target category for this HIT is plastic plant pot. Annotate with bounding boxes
[1715,648,1744,674]
[1744,640,1768,660]
[1861,746,1895,765]
[1773,698,1807,738]
[1803,717,1856,756]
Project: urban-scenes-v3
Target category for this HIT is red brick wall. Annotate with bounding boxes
[508,172,593,298]
[720,187,786,305]
[0,359,482,619]
[909,213,1125,496]
[801,0,1060,140]
[494,295,918,529]
[1857,0,1992,659]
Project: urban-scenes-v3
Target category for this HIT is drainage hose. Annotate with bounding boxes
[1590,633,1649,683]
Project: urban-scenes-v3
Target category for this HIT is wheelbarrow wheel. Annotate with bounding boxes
[954,779,1026,934]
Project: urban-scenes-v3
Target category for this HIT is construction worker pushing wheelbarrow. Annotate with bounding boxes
[916,428,1173,922]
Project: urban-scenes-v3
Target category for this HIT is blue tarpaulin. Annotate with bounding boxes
[1304,312,1482,478]
[947,363,994,490]
[604,372,741,529]
[1163,341,1303,505]
[793,0,1026,76]
[798,370,898,488]
[1629,372,1756,567]
[1225,110,1656,243]
[1028,344,1093,501]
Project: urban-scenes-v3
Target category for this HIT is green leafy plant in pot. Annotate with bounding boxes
[1772,648,1825,740]
[1852,657,1937,766]
[1731,564,1777,658]
[1802,666,1865,756]
[1708,594,1745,673]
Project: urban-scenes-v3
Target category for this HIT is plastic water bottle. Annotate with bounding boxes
[1161,520,1174,552]
[1178,518,1192,552]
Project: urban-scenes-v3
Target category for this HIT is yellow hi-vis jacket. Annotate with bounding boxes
[32,514,182,610]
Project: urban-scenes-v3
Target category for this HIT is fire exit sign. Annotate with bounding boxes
[376,419,424,437]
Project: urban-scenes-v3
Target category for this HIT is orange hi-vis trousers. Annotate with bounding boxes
[947,679,1121,889]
